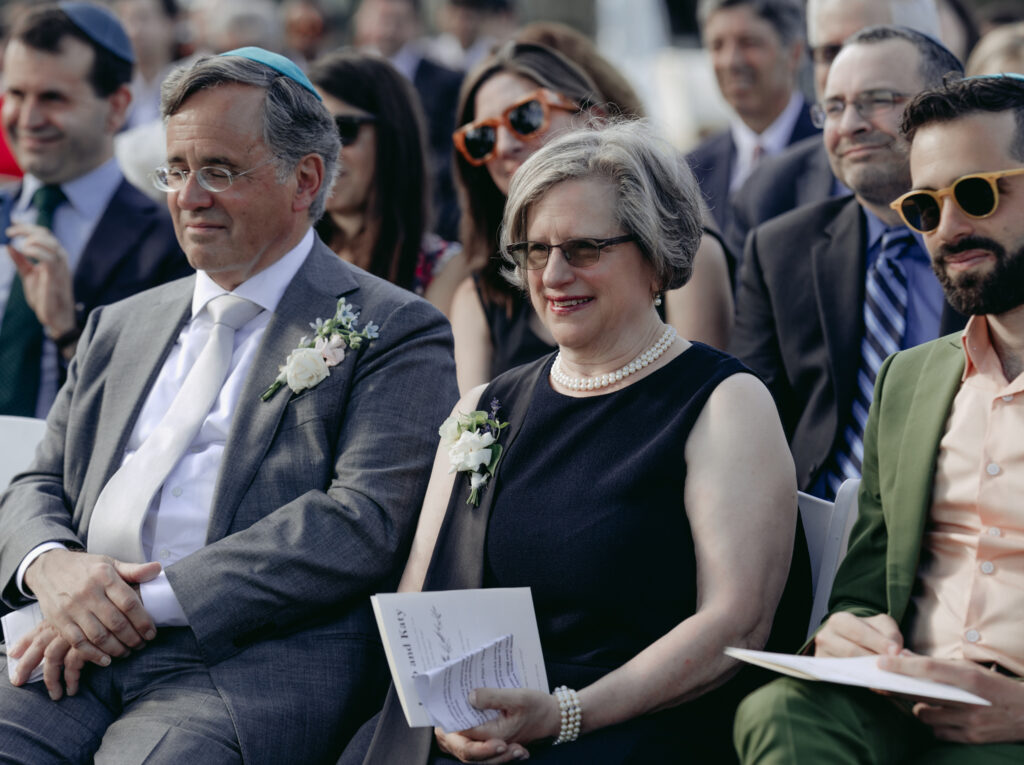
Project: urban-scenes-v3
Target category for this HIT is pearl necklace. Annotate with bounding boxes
[550,325,677,391]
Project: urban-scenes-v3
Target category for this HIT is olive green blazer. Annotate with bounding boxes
[826,332,965,627]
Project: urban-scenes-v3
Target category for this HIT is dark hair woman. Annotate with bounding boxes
[309,49,465,310]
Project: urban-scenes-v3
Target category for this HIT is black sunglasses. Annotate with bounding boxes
[334,114,376,146]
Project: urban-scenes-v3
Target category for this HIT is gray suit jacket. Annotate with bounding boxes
[0,238,458,763]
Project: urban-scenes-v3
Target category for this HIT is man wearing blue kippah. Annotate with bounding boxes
[0,2,189,418]
[735,73,1024,764]
[0,37,458,765]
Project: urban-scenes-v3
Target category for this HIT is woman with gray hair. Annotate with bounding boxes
[343,119,808,764]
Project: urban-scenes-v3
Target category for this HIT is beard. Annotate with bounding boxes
[932,235,1024,315]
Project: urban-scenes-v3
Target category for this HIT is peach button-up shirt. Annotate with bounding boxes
[906,316,1024,677]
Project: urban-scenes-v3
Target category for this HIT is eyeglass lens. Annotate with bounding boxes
[900,177,997,232]
[515,240,602,269]
[154,167,232,192]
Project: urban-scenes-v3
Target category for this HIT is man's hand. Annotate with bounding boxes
[814,612,904,658]
[23,549,161,666]
[8,620,88,701]
[6,223,77,343]
[878,654,1024,744]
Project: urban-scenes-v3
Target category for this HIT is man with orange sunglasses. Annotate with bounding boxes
[735,72,1024,764]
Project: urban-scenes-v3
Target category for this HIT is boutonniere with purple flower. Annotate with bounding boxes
[261,297,379,401]
[438,398,509,506]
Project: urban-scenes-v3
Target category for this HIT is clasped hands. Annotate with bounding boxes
[434,687,565,763]
[815,612,1024,744]
[7,223,77,353]
[11,549,161,700]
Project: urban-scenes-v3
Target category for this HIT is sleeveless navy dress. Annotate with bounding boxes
[346,344,810,765]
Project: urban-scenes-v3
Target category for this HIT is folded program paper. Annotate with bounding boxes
[725,647,991,706]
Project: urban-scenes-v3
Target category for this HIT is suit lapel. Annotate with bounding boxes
[886,336,964,620]
[813,198,866,420]
[206,241,359,541]
[72,180,154,306]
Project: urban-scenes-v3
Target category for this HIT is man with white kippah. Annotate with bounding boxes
[0,41,457,764]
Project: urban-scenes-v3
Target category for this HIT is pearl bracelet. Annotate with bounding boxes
[552,685,581,745]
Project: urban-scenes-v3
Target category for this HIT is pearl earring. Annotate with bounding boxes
[653,294,663,307]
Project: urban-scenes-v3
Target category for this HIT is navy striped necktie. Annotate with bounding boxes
[0,185,67,415]
[827,229,912,497]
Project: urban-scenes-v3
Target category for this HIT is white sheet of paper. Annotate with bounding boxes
[413,633,521,732]
[725,647,991,706]
[2,602,44,684]
[372,588,547,727]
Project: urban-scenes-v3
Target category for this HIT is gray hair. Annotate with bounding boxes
[499,120,703,293]
[844,25,964,87]
[161,55,340,221]
[697,0,805,47]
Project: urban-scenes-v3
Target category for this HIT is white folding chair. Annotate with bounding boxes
[0,415,48,490]
[798,478,861,639]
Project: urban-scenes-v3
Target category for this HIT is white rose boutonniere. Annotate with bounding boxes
[282,347,329,393]
[261,297,380,401]
[439,398,509,506]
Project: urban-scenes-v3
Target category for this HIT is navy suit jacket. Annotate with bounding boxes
[0,239,459,763]
[413,57,463,242]
[2,177,189,389]
[728,196,966,491]
[687,97,820,234]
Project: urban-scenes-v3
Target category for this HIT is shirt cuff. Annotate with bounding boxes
[139,572,188,627]
[16,542,68,597]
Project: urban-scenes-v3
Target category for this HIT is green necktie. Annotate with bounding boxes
[0,185,67,415]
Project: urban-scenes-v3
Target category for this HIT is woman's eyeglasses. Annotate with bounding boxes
[505,235,636,270]
[334,114,376,146]
[453,88,578,166]
[889,168,1024,233]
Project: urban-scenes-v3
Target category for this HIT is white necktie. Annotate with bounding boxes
[87,294,263,562]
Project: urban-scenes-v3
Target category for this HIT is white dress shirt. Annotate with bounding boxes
[0,158,123,417]
[729,91,805,192]
[17,228,315,626]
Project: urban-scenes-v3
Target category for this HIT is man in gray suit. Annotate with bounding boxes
[0,47,457,763]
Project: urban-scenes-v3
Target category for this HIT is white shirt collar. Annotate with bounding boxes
[390,41,422,81]
[731,91,805,155]
[729,92,805,191]
[191,227,315,319]
[17,156,122,219]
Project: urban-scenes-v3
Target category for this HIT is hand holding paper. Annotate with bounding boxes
[433,687,560,764]
[725,648,992,706]
[878,653,1024,744]
[413,634,524,733]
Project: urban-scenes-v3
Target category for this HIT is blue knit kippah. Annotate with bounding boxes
[964,72,1024,83]
[58,1,134,64]
[219,47,322,102]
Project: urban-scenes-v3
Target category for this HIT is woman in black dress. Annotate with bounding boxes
[346,120,807,764]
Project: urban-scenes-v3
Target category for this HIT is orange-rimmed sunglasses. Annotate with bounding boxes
[453,88,579,166]
[890,167,1024,233]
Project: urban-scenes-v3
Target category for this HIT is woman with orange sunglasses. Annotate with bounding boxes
[448,42,734,394]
